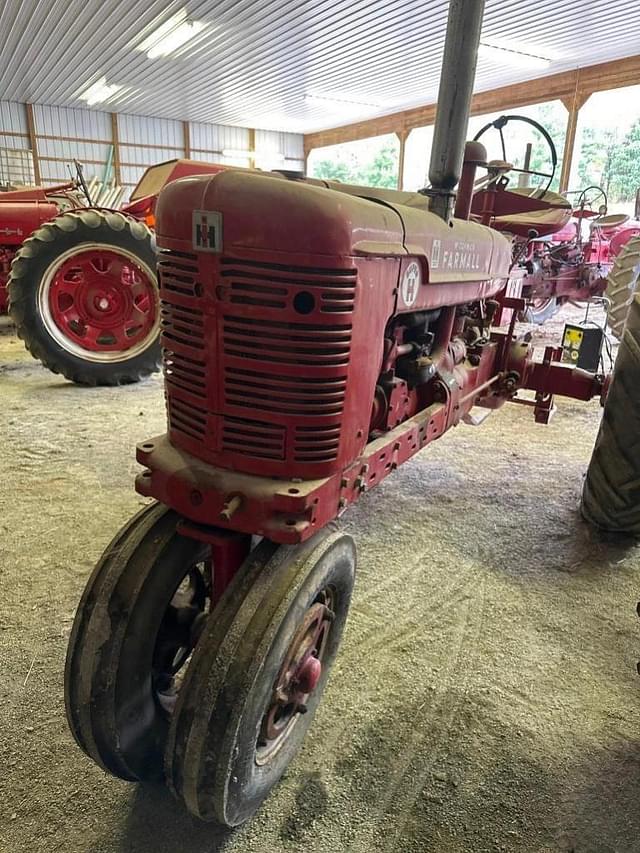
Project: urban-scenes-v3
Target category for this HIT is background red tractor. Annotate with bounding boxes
[2,159,227,385]
[472,115,640,331]
[63,0,639,828]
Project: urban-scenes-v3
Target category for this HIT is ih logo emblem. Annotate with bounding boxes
[400,261,421,307]
[193,210,222,252]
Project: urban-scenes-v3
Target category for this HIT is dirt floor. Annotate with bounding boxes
[1,306,639,853]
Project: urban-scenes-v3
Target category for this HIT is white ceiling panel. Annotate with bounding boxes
[0,0,638,134]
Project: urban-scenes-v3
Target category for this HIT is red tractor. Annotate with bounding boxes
[3,159,227,384]
[63,0,639,828]
[471,115,640,331]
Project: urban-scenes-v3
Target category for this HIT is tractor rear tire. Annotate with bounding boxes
[581,294,640,534]
[8,209,160,385]
[605,235,640,340]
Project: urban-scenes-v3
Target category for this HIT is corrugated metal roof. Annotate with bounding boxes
[0,0,638,133]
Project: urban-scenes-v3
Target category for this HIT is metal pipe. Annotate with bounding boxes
[454,140,487,220]
[428,0,486,221]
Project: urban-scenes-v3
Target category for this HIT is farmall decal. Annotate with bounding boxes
[430,238,483,272]
[193,210,222,252]
[400,261,421,307]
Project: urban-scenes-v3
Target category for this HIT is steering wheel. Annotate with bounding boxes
[573,185,608,218]
[473,114,558,195]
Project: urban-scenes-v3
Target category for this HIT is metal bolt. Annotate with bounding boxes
[220,494,242,520]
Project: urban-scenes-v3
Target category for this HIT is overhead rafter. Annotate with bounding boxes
[303,53,640,155]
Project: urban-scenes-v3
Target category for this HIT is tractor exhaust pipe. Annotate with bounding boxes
[427,0,486,221]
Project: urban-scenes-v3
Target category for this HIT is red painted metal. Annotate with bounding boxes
[47,247,157,352]
[0,159,229,319]
[175,520,251,602]
[474,184,640,312]
[133,166,611,551]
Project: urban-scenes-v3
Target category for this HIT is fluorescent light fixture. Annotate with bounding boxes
[221,149,286,167]
[79,77,123,105]
[478,42,551,70]
[138,8,206,59]
[305,92,384,109]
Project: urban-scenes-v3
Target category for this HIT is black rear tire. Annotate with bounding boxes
[605,235,640,340]
[581,294,640,533]
[8,209,160,385]
[64,502,210,781]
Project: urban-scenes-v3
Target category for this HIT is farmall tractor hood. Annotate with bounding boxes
[155,170,512,289]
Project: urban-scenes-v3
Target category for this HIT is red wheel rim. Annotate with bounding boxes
[40,244,158,361]
[255,587,335,765]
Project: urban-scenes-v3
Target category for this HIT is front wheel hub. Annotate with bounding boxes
[256,593,335,763]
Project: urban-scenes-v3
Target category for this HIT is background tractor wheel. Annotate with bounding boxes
[581,294,640,534]
[64,502,211,782]
[520,296,560,325]
[605,235,640,340]
[166,527,356,826]
[8,209,160,385]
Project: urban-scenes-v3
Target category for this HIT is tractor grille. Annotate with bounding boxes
[159,250,208,437]
[220,259,356,314]
[160,251,357,472]
[220,260,356,468]
[222,317,351,367]
[222,416,286,460]
[224,367,347,416]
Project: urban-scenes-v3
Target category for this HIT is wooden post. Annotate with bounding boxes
[517,142,532,188]
[559,79,590,193]
[396,129,408,190]
[183,120,191,158]
[248,128,256,169]
[110,113,122,186]
[25,103,41,185]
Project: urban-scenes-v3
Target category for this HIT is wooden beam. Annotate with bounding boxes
[25,103,41,185]
[304,53,640,152]
[559,78,591,193]
[396,130,408,190]
[110,113,122,185]
[248,128,256,169]
[183,120,191,158]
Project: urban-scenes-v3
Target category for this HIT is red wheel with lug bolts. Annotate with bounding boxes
[8,209,160,385]
[43,245,157,358]
[257,589,334,763]
[165,527,356,826]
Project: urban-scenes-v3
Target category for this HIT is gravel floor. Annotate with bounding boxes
[1,307,639,853]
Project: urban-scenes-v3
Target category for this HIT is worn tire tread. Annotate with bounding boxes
[605,236,640,340]
[581,295,640,533]
[8,210,159,385]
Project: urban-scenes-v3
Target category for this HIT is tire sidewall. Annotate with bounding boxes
[109,534,209,780]
[9,212,160,384]
[218,537,355,826]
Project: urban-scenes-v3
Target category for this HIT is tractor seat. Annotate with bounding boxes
[491,187,572,236]
[591,213,630,229]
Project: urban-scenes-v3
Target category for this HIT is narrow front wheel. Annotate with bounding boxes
[166,527,356,826]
